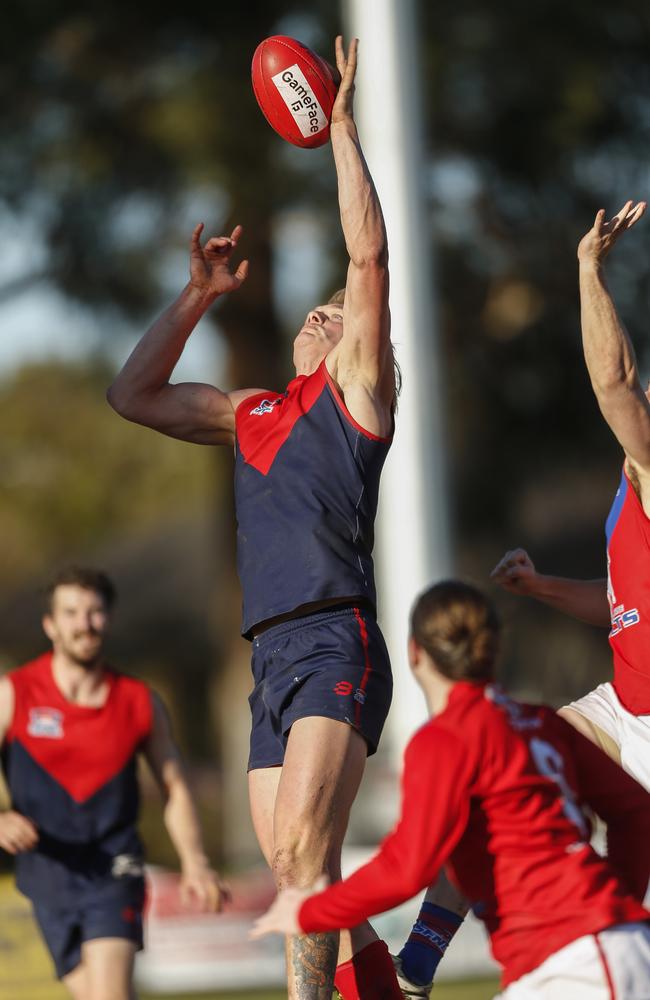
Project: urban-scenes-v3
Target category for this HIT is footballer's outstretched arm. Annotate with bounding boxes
[107,225,261,446]
[578,202,650,489]
[491,549,610,627]
[143,693,229,912]
[328,37,393,414]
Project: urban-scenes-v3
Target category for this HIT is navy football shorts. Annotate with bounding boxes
[248,604,393,770]
[32,876,145,979]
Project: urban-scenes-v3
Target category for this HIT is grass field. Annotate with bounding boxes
[0,875,499,1000]
[140,983,500,1000]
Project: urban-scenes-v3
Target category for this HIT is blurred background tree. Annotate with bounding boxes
[0,0,649,868]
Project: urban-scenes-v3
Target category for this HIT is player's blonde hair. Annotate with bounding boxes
[328,288,346,306]
[327,286,403,402]
[410,581,499,682]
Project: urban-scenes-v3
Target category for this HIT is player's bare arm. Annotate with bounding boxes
[107,224,262,445]
[491,548,610,627]
[578,201,650,503]
[143,693,229,912]
[327,37,393,437]
[0,677,38,855]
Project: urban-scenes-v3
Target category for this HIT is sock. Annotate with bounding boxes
[335,939,403,1000]
[398,902,464,986]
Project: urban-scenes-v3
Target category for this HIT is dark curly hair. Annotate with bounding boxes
[45,566,117,612]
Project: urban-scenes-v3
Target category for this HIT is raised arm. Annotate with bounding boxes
[143,693,228,912]
[107,224,260,446]
[577,202,650,493]
[0,678,39,855]
[328,37,393,414]
[490,548,610,627]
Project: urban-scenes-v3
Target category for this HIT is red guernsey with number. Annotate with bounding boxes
[299,683,650,987]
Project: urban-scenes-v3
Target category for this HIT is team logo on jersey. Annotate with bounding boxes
[250,398,280,416]
[27,707,64,739]
[112,854,145,878]
[610,603,641,637]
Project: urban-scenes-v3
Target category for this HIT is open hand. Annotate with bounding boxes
[577,201,646,266]
[249,875,329,940]
[189,223,249,297]
[0,811,38,854]
[249,885,310,939]
[331,36,358,125]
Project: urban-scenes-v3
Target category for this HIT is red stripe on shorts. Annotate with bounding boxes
[594,933,616,1000]
[353,607,373,727]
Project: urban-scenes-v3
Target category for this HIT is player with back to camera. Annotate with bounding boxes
[0,567,226,1000]
[491,200,650,790]
[107,36,405,1000]
[251,580,650,1000]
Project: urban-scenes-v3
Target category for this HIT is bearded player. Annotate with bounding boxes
[108,37,402,1000]
[0,567,225,1000]
[252,581,650,999]
[491,200,650,791]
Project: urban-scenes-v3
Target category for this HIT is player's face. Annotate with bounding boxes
[43,585,110,668]
[293,303,344,371]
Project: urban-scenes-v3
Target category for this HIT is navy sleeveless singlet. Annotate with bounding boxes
[2,654,152,906]
[234,359,392,637]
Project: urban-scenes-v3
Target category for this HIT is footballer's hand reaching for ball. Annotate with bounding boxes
[490,548,540,595]
[0,811,39,854]
[577,200,646,268]
[331,35,358,125]
[250,877,329,939]
[189,223,249,298]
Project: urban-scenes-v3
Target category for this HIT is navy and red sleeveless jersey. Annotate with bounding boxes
[605,466,650,714]
[234,359,392,636]
[1,653,152,906]
[299,683,650,987]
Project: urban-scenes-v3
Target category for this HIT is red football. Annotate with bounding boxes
[252,35,339,148]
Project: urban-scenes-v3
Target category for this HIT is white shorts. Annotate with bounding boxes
[564,682,650,792]
[495,922,650,999]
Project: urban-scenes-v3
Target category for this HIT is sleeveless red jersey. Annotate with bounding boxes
[605,467,650,714]
[299,683,650,987]
[2,653,152,905]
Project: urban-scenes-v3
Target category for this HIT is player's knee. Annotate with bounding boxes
[271,830,332,889]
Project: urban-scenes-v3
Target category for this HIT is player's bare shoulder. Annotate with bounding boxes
[325,347,395,439]
[624,456,650,519]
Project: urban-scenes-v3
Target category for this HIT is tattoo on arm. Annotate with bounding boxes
[290,931,338,998]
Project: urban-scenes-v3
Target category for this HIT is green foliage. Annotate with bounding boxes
[1,0,648,706]
[0,2,341,320]
[0,359,214,588]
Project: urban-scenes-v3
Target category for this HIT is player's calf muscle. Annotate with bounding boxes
[289,932,339,999]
